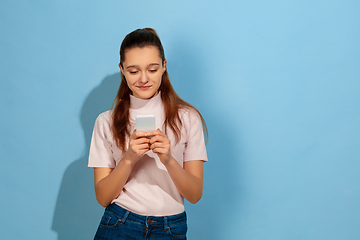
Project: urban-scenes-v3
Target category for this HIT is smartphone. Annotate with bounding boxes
[136,115,156,133]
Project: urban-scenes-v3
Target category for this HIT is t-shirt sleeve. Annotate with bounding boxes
[183,109,208,162]
[88,112,116,168]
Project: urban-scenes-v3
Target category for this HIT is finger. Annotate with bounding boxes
[136,141,151,148]
[129,138,150,152]
[133,137,150,144]
[132,131,148,139]
[131,142,150,152]
[151,147,160,154]
[132,143,150,153]
[144,132,155,138]
[150,141,169,151]
[150,135,170,145]
[151,146,168,155]
[150,142,160,150]
[149,132,167,141]
[149,135,160,144]
[150,144,162,153]
[147,129,164,137]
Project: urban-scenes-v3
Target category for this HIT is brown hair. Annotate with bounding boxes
[112,28,207,151]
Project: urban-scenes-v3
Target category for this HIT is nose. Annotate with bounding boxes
[139,71,149,84]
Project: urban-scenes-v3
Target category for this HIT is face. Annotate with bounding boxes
[119,46,167,99]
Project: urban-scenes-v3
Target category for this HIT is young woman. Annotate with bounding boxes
[88,28,208,240]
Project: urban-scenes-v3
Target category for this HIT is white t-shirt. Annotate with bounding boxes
[88,93,208,216]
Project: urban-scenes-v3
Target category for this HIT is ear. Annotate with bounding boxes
[119,63,124,75]
[162,60,167,73]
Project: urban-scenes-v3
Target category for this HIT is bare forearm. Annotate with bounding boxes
[95,159,134,207]
[94,131,153,207]
[164,158,203,204]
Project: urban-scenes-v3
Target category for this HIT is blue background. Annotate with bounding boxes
[1,0,359,239]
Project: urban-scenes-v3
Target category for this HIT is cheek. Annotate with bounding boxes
[125,75,137,86]
[153,73,163,85]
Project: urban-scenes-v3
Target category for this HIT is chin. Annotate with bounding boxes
[134,91,158,99]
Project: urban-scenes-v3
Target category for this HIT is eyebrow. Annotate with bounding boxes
[126,63,160,69]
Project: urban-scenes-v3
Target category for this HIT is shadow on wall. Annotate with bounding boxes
[52,73,120,239]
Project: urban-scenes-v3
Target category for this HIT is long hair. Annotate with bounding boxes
[112,28,208,152]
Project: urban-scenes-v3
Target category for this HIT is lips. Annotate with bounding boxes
[137,86,151,90]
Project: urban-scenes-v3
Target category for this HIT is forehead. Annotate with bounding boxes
[123,46,162,67]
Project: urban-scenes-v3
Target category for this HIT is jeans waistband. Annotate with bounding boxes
[105,204,186,230]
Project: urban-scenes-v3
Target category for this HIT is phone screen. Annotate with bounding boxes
[136,115,156,132]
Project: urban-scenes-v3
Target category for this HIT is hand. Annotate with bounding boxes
[124,130,151,164]
[149,129,172,165]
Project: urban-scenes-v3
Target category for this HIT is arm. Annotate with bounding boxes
[149,129,204,204]
[165,159,203,204]
[93,160,133,207]
[94,131,150,207]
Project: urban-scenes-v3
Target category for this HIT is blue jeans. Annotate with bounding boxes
[94,204,187,239]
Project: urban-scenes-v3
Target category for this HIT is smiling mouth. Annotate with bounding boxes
[137,86,151,89]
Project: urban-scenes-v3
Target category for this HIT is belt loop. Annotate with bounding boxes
[120,210,130,224]
[163,216,168,230]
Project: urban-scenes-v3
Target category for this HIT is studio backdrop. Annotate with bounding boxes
[1,0,359,239]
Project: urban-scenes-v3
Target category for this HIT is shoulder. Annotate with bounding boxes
[179,106,201,121]
[95,110,113,124]
[178,106,202,131]
[93,110,114,134]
